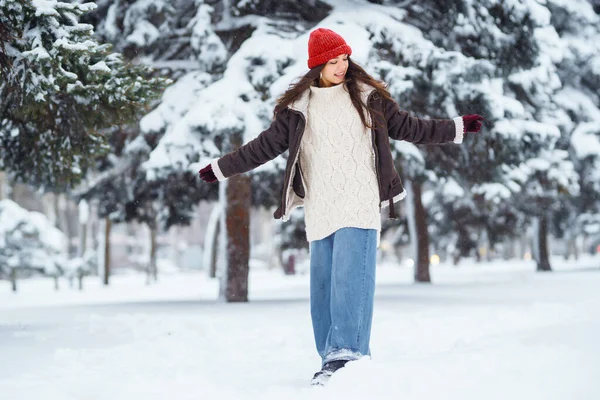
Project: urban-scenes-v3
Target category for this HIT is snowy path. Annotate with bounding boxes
[1,258,599,400]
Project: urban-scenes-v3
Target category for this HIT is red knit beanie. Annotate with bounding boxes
[307,28,352,69]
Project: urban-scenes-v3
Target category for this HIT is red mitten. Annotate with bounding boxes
[199,164,217,183]
[462,114,484,133]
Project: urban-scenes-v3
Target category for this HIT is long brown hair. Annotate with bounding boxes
[274,58,394,129]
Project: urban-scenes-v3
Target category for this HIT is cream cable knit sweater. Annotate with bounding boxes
[299,83,382,245]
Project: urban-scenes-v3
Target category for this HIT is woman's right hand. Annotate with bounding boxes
[199,164,217,183]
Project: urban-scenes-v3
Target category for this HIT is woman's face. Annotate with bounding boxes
[319,54,349,87]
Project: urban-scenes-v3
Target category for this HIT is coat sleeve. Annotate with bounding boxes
[210,109,291,181]
[384,98,464,145]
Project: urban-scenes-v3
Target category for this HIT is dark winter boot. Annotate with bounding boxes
[310,360,348,386]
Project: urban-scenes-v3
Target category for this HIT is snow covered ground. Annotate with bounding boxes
[1,255,599,400]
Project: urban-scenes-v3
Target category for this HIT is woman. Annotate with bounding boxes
[199,28,483,385]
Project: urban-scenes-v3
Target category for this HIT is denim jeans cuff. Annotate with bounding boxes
[323,348,364,366]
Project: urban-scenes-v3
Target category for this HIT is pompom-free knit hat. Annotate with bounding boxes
[307,28,352,69]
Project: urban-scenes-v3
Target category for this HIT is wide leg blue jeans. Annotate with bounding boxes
[309,227,377,366]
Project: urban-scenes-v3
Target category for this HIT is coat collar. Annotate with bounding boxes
[288,81,376,116]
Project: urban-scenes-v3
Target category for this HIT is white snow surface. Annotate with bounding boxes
[1,256,599,400]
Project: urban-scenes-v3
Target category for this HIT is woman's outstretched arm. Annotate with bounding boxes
[384,98,482,144]
[199,109,291,183]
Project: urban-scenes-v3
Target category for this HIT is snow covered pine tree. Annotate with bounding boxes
[0,0,167,191]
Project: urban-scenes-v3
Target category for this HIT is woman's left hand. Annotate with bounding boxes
[462,114,484,133]
[199,164,218,183]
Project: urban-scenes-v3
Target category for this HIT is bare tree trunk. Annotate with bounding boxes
[406,180,431,283]
[79,225,87,257]
[219,132,251,302]
[53,193,60,229]
[88,202,100,282]
[223,172,251,302]
[123,222,133,258]
[210,221,219,278]
[91,206,99,252]
[283,253,296,275]
[486,231,493,262]
[62,196,74,257]
[564,235,579,261]
[534,215,552,272]
[520,232,529,260]
[103,217,111,285]
[0,172,10,200]
[147,226,158,284]
[475,230,482,263]
[204,203,221,278]
[78,199,88,260]
[10,268,16,292]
